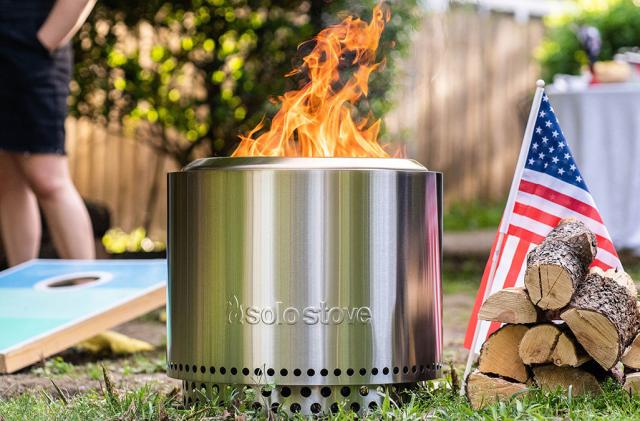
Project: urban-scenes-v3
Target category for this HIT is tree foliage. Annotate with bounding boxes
[537,0,640,82]
[71,0,421,165]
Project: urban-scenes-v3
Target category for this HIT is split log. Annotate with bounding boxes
[561,270,639,370]
[478,287,538,324]
[622,333,640,370]
[553,330,591,367]
[465,371,528,409]
[544,218,598,266]
[532,365,602,395]
[524,219,596,310]
[624,372,640,395]
[478,324,529,383]
[519,323,589,367]
[601,268,637,298]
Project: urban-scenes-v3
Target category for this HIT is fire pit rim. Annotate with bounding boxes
[182,156,428,172]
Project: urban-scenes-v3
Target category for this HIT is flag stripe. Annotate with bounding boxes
[487,239,530,335]
[515,191,618,246]
[471,235,516,351]
[509,212,619,267]
[522,168,594,206]
[507,224,544,244]
[518,180,603,224]
[463,230,501,349]
[512,202,617,256]
[507,222,613,269]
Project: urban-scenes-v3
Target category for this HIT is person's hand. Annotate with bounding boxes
[36,28,56,53]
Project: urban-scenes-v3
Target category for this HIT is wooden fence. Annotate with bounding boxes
[67,8,545,237]
[66,119,179,239]
[387,8,545,204]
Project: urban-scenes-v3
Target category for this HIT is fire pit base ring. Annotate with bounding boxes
[181,380,438,416]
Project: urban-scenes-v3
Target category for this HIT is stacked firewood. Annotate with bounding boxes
[466,218,640,409]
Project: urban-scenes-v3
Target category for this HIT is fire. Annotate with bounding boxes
[232,4,391,158]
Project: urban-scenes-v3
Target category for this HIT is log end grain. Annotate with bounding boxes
[478,287,538,324]
[532,365,602,396]
[561,308,619,370]
[466,371,528,410]
[478,324,530,383]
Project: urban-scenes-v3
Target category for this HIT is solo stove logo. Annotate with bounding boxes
[226,295,372,325]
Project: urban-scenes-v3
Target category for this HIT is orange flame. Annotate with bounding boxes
[232,4,391,157]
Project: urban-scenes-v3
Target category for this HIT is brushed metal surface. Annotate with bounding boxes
[167,157,443,386]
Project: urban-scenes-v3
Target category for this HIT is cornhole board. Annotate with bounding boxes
[0,259,166,373]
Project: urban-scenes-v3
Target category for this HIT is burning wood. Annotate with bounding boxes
[232,4,391,157]
[467,218,640,407]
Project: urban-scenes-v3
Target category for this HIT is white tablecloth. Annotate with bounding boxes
[549,84,640,252]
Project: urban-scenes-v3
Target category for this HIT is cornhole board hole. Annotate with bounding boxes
[0,259,166,374]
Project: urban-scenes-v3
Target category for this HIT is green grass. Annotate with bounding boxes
[444,201,504,232]
[29,352,166,379]
[442,257,484,295]
[3,374,640,420]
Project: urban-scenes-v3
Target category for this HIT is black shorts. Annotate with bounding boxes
[0,15,72,155]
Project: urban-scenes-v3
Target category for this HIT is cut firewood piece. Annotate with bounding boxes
[478,287,538,324]
[525,240,588,311]
[561,270,639,370]
[478,324,529,383]
[465,371,528,409]
[621,334,640,370]
[518,323,589,367]
[552,330,590,367]
[544,218,597,266]
[624,372,640,395]
[519,324,560,365]
[532,365,602,396]
[524,219,597,311]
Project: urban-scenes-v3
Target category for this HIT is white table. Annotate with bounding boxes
[549,84,640,252]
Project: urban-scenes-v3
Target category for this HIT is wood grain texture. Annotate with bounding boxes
[532,365,601,396]
[561,270,639,370]
[465,370,528,410]
[478,287,538,324]
[478,324,529,383]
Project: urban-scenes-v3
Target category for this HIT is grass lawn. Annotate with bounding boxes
[4,375,640,420]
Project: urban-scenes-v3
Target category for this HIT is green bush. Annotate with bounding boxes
[537,0,640,81]
[70,0,421,165]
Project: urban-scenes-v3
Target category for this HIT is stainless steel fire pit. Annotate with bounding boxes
[167,157,443,415]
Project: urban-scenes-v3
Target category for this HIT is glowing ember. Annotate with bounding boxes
[232,4,391,157]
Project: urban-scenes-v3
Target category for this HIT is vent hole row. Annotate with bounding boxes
[250,400,377,414]
[169,363,439,376]
[186,397,378,414]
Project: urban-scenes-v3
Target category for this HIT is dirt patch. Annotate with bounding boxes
[0,318,176,399]
[442,293,474,366]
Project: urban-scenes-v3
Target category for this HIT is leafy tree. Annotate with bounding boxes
[537,0,640,81]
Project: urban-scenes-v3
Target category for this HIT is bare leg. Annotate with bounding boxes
[16,153,94,260]
[0,152,42,265]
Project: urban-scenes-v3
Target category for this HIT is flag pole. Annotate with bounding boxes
[459,80,547,395]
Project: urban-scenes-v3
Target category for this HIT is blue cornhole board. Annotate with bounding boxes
[0,259,166,373]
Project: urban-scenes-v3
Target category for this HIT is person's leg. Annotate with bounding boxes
[0,151,42,265]
[15,153,94,260]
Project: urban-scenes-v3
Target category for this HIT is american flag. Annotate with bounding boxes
[464,88,621,354]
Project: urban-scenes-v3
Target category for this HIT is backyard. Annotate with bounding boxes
[3,0,640,419]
